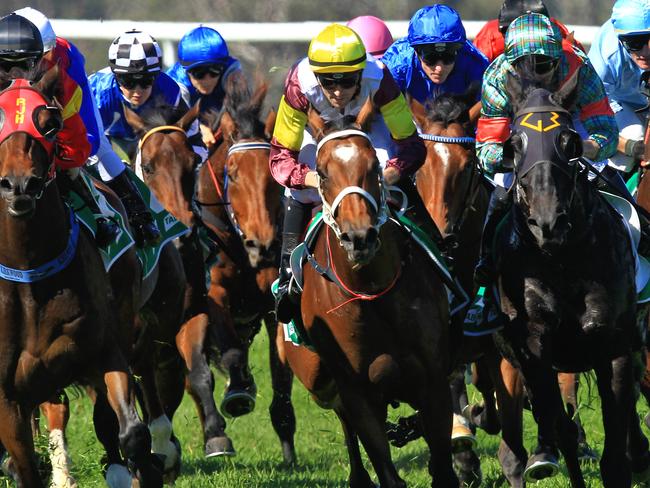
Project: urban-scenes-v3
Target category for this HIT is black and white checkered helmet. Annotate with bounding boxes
[108,30,162,74]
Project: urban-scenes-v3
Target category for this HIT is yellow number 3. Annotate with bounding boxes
[15,98,26,124]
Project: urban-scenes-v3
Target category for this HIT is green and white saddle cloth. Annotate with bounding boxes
[67,170,189,279]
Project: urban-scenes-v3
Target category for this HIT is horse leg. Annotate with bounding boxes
[417,374,460,487]
[40,392,76,488]
[176,313,234,457]
[627,401,650,484]
[0,398,44,487]
[335,407,375,488]
[596,355,635,487]
[558,372,598,463]
[466,358,501,435]
[553,395,585,488]
[338,385,405,488]
[266,316,296,464]
[449,365,481,486]
[489,355,527,488]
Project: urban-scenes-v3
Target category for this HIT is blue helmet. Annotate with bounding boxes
[178,26,230,70]
[612,0,650,36]
[407,5,466,47]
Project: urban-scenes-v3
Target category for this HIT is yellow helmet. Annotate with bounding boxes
[308,24,367,74]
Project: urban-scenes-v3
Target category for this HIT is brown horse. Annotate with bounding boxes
[124,77,295,462]
[0,69,166,486]
[281,101,457,487]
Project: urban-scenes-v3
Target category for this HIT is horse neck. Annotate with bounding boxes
[322,222,401,293]
[0,186,69,268]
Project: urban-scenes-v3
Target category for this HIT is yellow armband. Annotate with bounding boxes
[379,93,417,140]
[273,95,308,151]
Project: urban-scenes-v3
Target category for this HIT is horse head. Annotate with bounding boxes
[505,67,585,253]
[308,97,388,265]
[410,85,482,243]
[0,66,63,218]
[204,76,281,269]
[123,98,200,226]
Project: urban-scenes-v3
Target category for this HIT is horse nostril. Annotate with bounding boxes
[366,227,378,245]
[24,176,42,195]
[340,232,352,243]
[245,239,259,249]
[0,178,12,192]
[554,213,571,232]
[527,217,538,227]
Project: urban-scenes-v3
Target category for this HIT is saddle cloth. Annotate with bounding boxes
[67,170,188,279]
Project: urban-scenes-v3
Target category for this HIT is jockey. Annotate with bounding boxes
[11,9,160,246]
[381,5,488,105]
[89,30,204,164]
[474,0,584,63]
[588,0,650,174]
[346,15,394,59]
[167,26,243,150]
[270,23,431,323]
[474,12,618,285]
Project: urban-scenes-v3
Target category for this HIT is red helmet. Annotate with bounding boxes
[346,16,394,59]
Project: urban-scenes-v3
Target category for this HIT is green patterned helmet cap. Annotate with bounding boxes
[505,13,562,64]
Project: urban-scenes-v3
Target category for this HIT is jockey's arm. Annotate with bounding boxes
[617,135,645,160]
[475,71,512,175]
[269,64,314,189]
[374,66,425,180]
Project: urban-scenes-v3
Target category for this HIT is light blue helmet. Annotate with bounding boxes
[612,0,650,36]
[178,26,230,70]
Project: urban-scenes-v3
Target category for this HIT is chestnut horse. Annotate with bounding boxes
[0,71,166,486]
[281,101,457,487]
[124,77,295,462]
[493,68,648,486]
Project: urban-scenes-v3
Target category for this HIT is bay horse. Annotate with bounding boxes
[0,69,166,486]
[281,100,457,487]
[494,67,648,486]
[123,77,295,463]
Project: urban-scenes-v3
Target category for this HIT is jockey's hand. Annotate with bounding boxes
[582,139,600,160]
[641,160,650,168]
[304,171,320,188]
[624,139,645,161]
[200,123,217,147]
[383,166,401,185]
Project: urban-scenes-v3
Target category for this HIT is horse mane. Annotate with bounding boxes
[323,115,359,133]
[131,95,187,131]
[218,75,268,139]
[424,81,480,127]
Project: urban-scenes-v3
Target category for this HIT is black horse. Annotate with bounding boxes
[493,68,649,487]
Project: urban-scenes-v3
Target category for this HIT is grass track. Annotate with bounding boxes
[34,330,649,487]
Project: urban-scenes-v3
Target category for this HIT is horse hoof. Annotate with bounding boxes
[577,442,599,464]
[220,388,256,418]
[453,449,482,487]
[162,437,182,484]
[451,421,477,453]
[524,452,559,482]
[205,436,236,458]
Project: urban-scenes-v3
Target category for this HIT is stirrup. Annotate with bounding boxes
[126,206,160,247]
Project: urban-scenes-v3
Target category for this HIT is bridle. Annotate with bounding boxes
[316,129,390,240]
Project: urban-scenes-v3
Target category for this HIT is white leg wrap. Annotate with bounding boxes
[48,429,77,488]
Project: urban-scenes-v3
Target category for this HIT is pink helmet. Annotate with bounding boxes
[346,15,394,59]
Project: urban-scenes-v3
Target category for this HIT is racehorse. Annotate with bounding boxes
[281,99,458,487]
[0,68,167,487]
[124,76,296,463]
[493,66,648,486]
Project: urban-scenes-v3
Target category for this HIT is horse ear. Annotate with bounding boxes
[469,101,482,126]
[307,106,326,141]
[122,103,147,136]
[34,65,59,99]
[249,79,268,113]
[175,100,200,132]
[553,67,580,111]
[264,109,276,140]
[355,96,375,132]
[408,95,427,129]
[505,70,524,111]
[220,110,237,142]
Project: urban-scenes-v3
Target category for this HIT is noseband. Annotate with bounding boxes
[316,129,390,240]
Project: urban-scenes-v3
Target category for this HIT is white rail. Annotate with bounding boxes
[49,19,600,65]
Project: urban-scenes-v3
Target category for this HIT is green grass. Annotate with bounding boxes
[36,331,649,487]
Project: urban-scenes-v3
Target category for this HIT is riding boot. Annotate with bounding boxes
[58,169,120,247]
[106,169,160,247]
[474,185,511,287]
[394,177,448,258]
[275,198,312,324]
